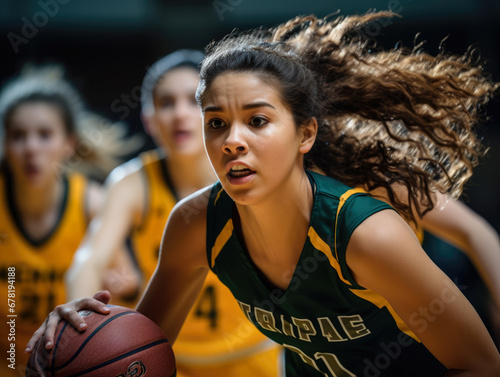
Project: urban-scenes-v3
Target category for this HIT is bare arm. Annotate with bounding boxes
[136,187,211,343]
[27,188,211,352]
[65,169,144,300]
[420,197,500,312]
[347,209,500,376]
[85,180,106,220]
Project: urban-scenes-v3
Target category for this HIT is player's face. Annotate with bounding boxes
[151,67,203,157]
[4,102,72,186]
[202,71,313,205]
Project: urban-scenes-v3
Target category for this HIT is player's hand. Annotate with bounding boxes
[25,290,111,353]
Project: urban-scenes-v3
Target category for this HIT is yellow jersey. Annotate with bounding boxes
[0,171,89,376]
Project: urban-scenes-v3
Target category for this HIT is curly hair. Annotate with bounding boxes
[197,11,498,222]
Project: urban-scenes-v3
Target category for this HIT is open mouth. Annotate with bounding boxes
[173,130,191,142]
[25,164,40,176]
[228,165,254,178]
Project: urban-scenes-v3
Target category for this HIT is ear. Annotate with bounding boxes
[298,117,318,154]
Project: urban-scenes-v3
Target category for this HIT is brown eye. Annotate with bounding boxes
[249,116,268,127]
[39,128,53,140]
[207,119,226,129]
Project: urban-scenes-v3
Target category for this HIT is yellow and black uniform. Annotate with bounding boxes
[0,170,90,376]
[123,149,280,377]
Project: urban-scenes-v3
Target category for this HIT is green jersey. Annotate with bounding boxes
[206,171,446,377]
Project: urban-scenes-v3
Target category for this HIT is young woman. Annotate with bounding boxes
[28,12,500,376]
[63,50,281,377]
[0,66,133,376]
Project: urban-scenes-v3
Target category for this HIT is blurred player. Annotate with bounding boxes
[0,65,134,376]
[65,50,281,377]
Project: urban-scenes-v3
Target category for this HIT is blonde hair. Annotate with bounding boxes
[0,65,141,181]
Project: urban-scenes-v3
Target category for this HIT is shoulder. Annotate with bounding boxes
[103,158,147,205]
[159,186,214,270]
[168,185,213,229]
[346,209,424,287]
[105,155,145,187]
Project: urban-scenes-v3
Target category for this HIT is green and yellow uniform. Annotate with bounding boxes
[207,171,447,377]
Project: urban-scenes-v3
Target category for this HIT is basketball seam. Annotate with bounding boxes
[47,310,137,372]
[51,321,70,377]
[65,339,168,377]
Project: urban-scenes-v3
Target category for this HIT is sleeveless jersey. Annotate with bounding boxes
[128,149,178,282]
[206,171,447,377]
[0,171,89,374]
[125,150,278,368]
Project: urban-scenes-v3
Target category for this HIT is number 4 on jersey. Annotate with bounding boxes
[194,284,218,329]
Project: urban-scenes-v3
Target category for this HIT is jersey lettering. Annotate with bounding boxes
[315,352,356,377]
[338,314,371,339]
[254,307,281,333]
[318,317,348,342]
[292,317,316,342]
[284,344,326,376]
[237,299,370,343]
[281,315,295,337]
[237,300,252,321]
[284,344,357,377]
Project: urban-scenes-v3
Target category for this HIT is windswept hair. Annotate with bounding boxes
[197,11,498,222]
[0,65,141,181]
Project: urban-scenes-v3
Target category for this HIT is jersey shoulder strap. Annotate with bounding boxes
[334,187,367,260]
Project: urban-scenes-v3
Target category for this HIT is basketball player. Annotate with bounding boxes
[0,66,133,376]
[64,50,281,377]
[28,12,500,376]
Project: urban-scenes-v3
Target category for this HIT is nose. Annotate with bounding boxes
[24,134,40,154]
[223,122,249,155]
[173,99,191,120]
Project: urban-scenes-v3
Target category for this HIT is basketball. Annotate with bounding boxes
[25,305,176,377]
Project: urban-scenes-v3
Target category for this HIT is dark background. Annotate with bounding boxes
[1,0,499,231]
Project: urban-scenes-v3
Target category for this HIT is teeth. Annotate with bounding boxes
[231,165,248,171]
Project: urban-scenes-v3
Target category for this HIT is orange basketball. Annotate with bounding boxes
[26,305,176,377]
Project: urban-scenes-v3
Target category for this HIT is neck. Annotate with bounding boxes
[165,152,216,199]
[236,169,313,261]
[12,176,64,218]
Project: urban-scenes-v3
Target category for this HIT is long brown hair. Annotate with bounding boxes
[197,11,497,222]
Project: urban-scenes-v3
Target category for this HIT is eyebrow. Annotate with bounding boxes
[203,101,276,113]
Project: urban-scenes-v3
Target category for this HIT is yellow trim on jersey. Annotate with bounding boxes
[332,187,420,342]
[308,226,352,286]
[334,187,367,260]
[416,225,424,244]
[211,219,234,268]
[349,288,420,342]
[130,150,177,279]
[214,187,224,206]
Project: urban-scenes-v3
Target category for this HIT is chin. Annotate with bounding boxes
[220,183,261,206]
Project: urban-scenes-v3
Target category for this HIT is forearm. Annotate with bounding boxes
[65,245,108,300]
[422,200,500,312]
[462,222,500,311]
[66,196,136,300]
[137,265,208,344]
